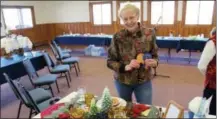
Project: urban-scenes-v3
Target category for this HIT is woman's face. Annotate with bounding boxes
[120,9,139,32]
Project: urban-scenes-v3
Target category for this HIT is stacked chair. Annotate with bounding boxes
[51,41,71,60]
[43,51,72,88]
[3,73,61,119]
[52,40,72,54]
[50,40,81,76]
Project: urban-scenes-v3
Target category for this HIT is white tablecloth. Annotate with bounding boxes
[33,92,216,119]
[33,92,78,118]
[1,35,32,53]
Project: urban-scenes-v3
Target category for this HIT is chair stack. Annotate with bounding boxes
[50,40,81,76]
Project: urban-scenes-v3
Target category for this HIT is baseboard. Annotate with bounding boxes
[33,41,49,48]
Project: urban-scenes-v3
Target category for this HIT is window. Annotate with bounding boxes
[151,1,175,24]
[119,1,142,24]
[90,2,112,25]
[2,6,34,30]
[185,1,214,25]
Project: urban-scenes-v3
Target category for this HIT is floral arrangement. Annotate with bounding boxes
[41,87,161,119]
[169,30,175,37]
[1,34,33,57]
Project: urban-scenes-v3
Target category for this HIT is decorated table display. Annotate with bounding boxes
[41,87,163,119]
[1,34,33,58]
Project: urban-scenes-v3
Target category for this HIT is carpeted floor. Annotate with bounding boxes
[69,48,200,66]
[0,45,205,118]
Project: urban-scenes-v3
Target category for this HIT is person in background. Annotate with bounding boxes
[107,2,158,105]
[198,27,216,115]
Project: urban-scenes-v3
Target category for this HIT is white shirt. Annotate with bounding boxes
[198,40,216,75]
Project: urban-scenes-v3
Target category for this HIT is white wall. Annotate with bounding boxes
[37,1,90,23]
[1,1,183,24]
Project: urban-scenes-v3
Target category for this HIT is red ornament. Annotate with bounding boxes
[132,104,150,118]
[58,113,70,119]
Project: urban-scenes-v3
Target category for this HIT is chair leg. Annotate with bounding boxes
[57,73,64,78]
[74,64,79,77]
[67,71,72,82]
[32,110,38,116]
[70,64,72,71]
[65,72,70,88]
[17,101,22,119]
[49,85,54,97]
[76,62,80,72]
[55,81,60,93]
[28,108,33,119]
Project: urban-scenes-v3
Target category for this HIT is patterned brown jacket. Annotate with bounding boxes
[107,23,158,85]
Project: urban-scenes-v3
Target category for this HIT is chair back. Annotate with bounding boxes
[56,46,64,60]
[50,43,58,58]
[51,40,65,59]
[21,84,41,113]
[51,40,58,48]
[51,43,64,61]
[23,58,38,85]
[51,40,60,55]
[43,52,54,71]
[3,73,29,106]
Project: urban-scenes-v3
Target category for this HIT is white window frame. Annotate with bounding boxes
[1,6,35,30]
[90,2,113,26]
[150,1,175,25]
[184,1,215,25]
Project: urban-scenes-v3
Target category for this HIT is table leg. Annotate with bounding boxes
[167,48,171,62]
[189,50,191,64]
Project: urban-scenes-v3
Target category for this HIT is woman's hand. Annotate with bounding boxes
[144,59,157,68]
[125,64,132,71]
[125,59,140,71]
[129,59,140,68]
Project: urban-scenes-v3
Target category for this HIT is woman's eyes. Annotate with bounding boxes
[124,16,135,21]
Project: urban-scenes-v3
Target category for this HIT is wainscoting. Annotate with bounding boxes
[10,21,215,45]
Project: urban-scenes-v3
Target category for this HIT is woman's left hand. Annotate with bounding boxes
[144,59,157,68]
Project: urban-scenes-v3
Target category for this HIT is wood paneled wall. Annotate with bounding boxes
[10,1,216,45]
[10,21,215,45]
[10,22,117,45]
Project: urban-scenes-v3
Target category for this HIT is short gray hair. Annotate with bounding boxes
[118,2,140,18]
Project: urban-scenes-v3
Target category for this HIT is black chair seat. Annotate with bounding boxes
[22,88,52,107]
[37,97,59,111]
[62,57,79,64]
[33,74,58,86]
[62,49,71,53]
[56,52,71,60]
[50,65,70,73]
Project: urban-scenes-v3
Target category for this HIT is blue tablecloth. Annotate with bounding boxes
[156,37,181,49]
[54,36,208,52]
[0,51,51,85]
[55,36,111,46]
[176,39,207,52]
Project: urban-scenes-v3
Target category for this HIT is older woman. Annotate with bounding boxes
[198,27,216,115]
[107,2,158,104]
